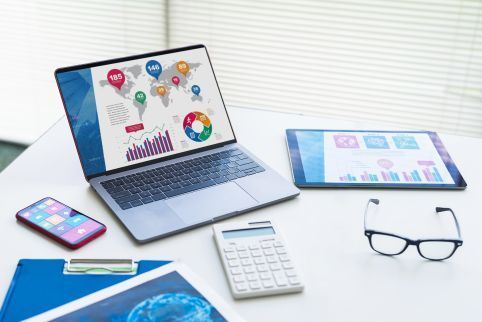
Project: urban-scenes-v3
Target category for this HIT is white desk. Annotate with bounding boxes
[1,107,481,322]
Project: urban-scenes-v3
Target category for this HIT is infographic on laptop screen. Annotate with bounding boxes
[290,130,461,186]
[56,47,235,177]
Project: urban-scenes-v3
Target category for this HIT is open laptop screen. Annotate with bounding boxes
[55,45,236,179]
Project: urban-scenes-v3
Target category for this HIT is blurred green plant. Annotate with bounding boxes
[0,141,26,172]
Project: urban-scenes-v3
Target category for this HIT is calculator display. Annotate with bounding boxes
[222,227,275,239]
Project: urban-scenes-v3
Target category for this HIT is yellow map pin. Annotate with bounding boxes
[176,61,190,76]
[156,85,167,96]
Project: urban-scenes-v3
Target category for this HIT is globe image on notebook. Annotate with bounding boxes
[127,293,214,322]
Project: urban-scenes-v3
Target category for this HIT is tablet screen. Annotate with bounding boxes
[286,130,466,189]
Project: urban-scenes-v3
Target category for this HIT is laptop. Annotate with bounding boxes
[55,44,299,243]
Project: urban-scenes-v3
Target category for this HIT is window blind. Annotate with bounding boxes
[1,0,481,143]
[169,0,482,137]
[0,0,167,144]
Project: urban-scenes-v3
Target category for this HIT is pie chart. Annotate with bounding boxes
[183,111,212,142]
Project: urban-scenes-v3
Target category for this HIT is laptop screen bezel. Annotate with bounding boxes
[54,44,237,181]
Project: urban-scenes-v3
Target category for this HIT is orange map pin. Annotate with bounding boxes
[176,61,190,76]
[156,85,167,96]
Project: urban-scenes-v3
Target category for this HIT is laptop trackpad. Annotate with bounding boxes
[166,182,258,225]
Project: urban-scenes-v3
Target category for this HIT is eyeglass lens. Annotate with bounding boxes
[418,241,456,260]
[370,234,407,255]
[370,234,457,260]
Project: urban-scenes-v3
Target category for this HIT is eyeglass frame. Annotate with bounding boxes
[364,198,463,261]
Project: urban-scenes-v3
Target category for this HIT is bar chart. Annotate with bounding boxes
[125,130,174,162]
[338,165,444,183]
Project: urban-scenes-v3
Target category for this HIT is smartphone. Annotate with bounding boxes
[16,197,106,249]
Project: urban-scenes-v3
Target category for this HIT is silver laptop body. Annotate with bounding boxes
[56,45,299,242]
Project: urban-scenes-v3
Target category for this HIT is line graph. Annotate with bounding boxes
[123,124,165,145]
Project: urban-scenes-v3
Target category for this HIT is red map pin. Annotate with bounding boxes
[172,76,180,86]
[107,69,125,90]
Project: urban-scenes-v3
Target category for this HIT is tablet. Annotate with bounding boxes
[286,129,466,189]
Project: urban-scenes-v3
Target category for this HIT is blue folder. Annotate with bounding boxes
[0,259,170,322]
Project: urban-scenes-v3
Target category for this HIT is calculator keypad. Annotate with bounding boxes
[222,239,303,298]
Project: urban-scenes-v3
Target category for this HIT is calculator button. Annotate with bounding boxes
[249,281,261,290]
[263,248,275,256]
[276,247,287,254]
[244,266,255,274]
[279,254,290,262]
[251,250,263,257]
[282,261,294,269]
[257,264,269,272]
[224,246,235,252]
[274,241,284,247]
[241,258,253,266]
[270,263,282,271]
[263,280,275,288]
[273,271,285,279]
[246,274,258,281]
[275,276,288,287]
[289,277,301,285]
[231,267,243,275]
[236,283,248,292]
[261,241,272,249]
[236,245,247,251]
[249,244,260,250]
[233,275,245,283]
[238,251,250,258]
[285,269,297,277]
[228,260,240,267]
[260,272,272,280]
[266,255,277,263]
[254,257,265,265]
[225,253,237,260]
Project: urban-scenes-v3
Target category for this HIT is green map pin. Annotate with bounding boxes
[135,91,146,105]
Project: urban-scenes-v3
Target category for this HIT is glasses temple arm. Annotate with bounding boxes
[364,199,379,231]
[436,207,462,239]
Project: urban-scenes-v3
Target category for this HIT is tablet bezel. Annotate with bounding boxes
[286,129,467,189]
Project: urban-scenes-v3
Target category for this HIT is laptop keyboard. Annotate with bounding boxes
[100,148,264,210]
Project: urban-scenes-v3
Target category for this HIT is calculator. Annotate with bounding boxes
[213,220,304,299]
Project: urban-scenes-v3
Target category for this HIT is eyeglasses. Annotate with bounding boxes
[364,199,463,261]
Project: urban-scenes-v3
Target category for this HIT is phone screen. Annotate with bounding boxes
[17,197,105,245]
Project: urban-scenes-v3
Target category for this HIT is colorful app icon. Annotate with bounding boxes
[44,199,56,206]
[38,220,54,230]
[65,215,88,227]
[59,209,75,218]
[393,136,419,149]
[29,212,49,224]
[51,222,74,237]
[46,214,65,225]
[45,202,66,215]
[364,135,389,149]
[61,220,101,243]
[334,135,360,148]
[20,211,31,219]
